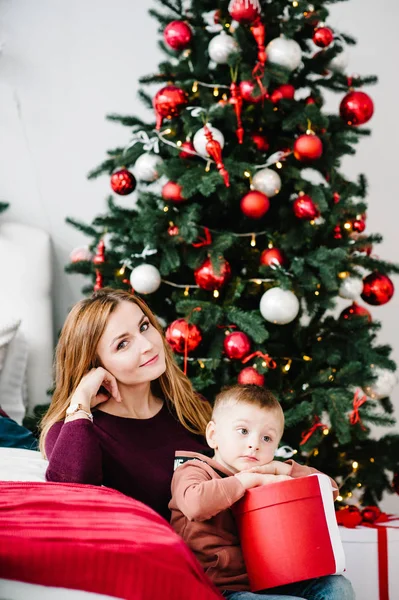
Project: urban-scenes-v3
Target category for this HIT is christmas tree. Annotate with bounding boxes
[66,0,399,508]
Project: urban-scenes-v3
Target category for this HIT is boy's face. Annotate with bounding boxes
[206,400,283,474]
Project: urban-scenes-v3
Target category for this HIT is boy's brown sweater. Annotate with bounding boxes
[169,450,338,592]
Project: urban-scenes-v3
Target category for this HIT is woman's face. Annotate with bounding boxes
[96,301,166,386]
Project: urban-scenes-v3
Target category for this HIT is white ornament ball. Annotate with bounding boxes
[134,153,163,182]
[327,45,349,73]
[260,288,300,325]
[193,125,225,158]
[130,264,161,294]
[339,276,363,300]
[363,367,397,400]
[70,246,93,263]
[266,36,302,71]
[208,31,239,64]
[252,168,282,197]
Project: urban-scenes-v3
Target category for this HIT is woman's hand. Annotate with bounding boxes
[70,367,122,410]
[241,460,292,477]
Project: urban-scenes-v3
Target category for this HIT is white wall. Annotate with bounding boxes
[1,0,399,509]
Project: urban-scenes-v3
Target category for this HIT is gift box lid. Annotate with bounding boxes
[234,473,331,515]
[339,520,399,543]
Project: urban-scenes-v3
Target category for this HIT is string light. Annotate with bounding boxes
[268,241,274,249]
[315,290,320,296]
[163,206,169,212]
[313,449,319,456]
[292,0,299,6]
[192,81,198,93]
[164,128,172,135]
[213,290,220,298]
[213,87,220,97]
[303,355,312,362]
[222,93,228,101]
[276,162,283,169]
[328,375,334,382]
[322,428,329,436]
[317,336,322,342]
[338,271,349,279]
[205,162,211,172]
[347,492,353,498]
[357,482,362,487]
[283,359,292,372]
[352,461,359,470]
[198,360,205,369]
[118,264,126,276]
[370,457,375,463]
[176,140,182,147]
[244,170,251,178]
[184,286,190,297]
[336,495,343,502]
[250,234,256,247]
[343,222,352,230]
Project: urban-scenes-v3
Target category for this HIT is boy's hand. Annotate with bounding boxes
[241,460,292,476]
[235,471,292,490]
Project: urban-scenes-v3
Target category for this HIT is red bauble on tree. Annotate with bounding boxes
[167,223,179,236]
[270,84,295,103]
[228,0,260,23]
[179,141,196,159]
[340,91,374,126]
[361,272,395,306]
[251,132,270,152]
[260,247,287,267]
[336,506,362,528]
[153,85,188,130]
[194,257,231,291]
[110,168,136,195]
[241,191,270,219]
[339,302,372,322]
[163,20,192,51]
[361,506,381,524]
[293,194,319,220]
[224,331,251,360]
[240,80,267,103]
[238,366,265,386]
[312,26,334,48]
[162,181,186,203]
[165,319,202,354]
[293,133,323,161]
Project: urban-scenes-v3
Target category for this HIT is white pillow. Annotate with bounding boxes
[0,328,29,424]
[0,447,47,482]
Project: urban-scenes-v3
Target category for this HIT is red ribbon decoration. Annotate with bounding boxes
[242,351,277,369]
[250,16,266,68]
[192,227,212,248]
[349,389,367,430]
[300,416,328,446]
[229,82,244,144]
[203,125,230,187]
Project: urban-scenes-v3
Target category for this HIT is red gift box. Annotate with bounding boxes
[233,474,345,591]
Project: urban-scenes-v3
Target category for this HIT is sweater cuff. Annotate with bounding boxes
[221,475,246,504]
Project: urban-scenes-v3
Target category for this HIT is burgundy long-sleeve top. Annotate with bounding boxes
[45,402,207,521]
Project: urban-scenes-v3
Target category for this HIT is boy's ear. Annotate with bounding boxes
[206,420,218,449]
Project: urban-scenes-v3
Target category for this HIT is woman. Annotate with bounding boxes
[40,288,210,520]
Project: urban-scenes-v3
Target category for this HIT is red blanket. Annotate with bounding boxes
[0,481,222,600]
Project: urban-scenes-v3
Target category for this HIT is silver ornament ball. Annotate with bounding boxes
[260,288,300,325]
[363,367,397,399]
[266,36,302,71]
[134,153,163,182]
[208,31,239,64]
[339,276,363,300]
[252,168,282,197]
[130,264,161,294]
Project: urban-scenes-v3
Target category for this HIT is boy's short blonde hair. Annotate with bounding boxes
[213,384,284,430]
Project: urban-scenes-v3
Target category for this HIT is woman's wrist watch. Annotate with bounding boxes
[65,403,93,422]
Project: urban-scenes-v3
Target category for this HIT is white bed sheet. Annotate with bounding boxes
[0,579,119,600]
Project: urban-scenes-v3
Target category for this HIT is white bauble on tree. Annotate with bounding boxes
[130,264,161,294]
[208,31,239,64]
[260,288,300,325]
[134,153,163,182]
[252,168,282,197]
[327,45,349,73]
[339,276,363,300]
[266,36,302,71]
[193,124,225,158]
[70,246,93,263]
[363,367,397,400]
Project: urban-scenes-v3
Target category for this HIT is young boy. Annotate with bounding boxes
[169,384,355,600]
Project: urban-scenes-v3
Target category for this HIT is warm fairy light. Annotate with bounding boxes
[356,214,362,220]
[293,449,298,454]
[118,265,126,276]
[310,220,315,226]
[213,290,220,298]
[163,206,169,212]
[357,482,362,487]
[262,361,267,367]
[317,336,322,342]
[336,495,343,502]
[213,87,219,97]
[370,457,375,463]
[276,162,283,169]
[225,22,230,28]
[328,375,334,382]
[244,170,251,178]
[268,241,274,249]
[222,93,228,101]
[184,286,189,297]
[205,163,211,172]
[322,428,329,436]
[313,448,319,456]
[344,222,352,230]
[303,355,312,362]
[338,271,349,279]
[198,360,205,369]
[292,0,299,6]
[164,128,172,135]
[283,359,292,372]
[347,492,353,498]
[315,290,320,295]
[253,279,263,285]
[176,140,182,147]
[250,234,256,247]
[352,461,359,470]
[192,81,198,93]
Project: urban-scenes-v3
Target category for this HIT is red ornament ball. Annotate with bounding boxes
[165,318,202,354]
[228,0,260,23]
[163,20,192,51]
[293,194,319,220]
[339,302,372,322]
[179,141,196,159]
[361,506,381,524]
[153,85,188,129]
[361,272,394,306]
[162,181,186,203]
[238,367,265,386]
[168,224,180,236]
[251,132,270,152]
[240,80,267,103]
[270,84,295,103]
[352,218,366,233]
[312,26,334,48]
[340,91,374,126]
[110,168,136,195]
[194,257,231,291]
[260,247,287,268]
[293,134,323,161]
[224,331,251,360]
[336,506,362,528]
[241,191,270,219]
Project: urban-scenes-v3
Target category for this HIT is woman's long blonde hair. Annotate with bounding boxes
[39,288,211,456]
